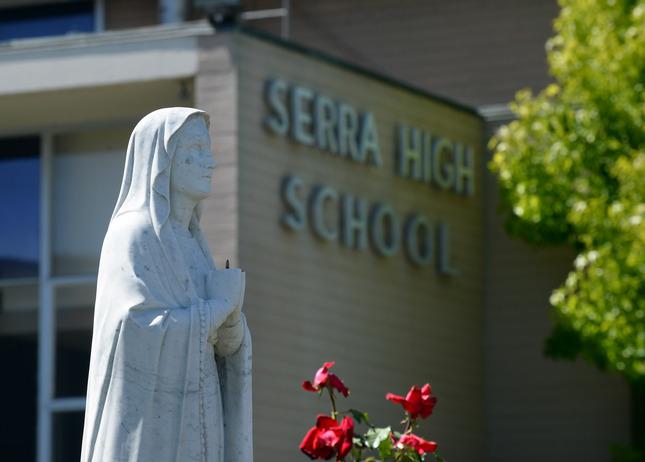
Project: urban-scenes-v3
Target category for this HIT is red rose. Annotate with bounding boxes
[385,383,437,419]
[299,415,354,461]
[397,433,438,455]
[302,361,350,397]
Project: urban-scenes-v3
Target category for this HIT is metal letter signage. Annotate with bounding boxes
[266,77,476,275]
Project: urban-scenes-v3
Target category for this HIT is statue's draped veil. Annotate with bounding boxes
[112,107,215,300]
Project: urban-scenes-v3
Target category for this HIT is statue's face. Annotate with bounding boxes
[171,116,215,200]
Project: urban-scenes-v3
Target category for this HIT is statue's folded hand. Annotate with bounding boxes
[214,311,245,356]
[205,267,245,320]
[205,268,245,350]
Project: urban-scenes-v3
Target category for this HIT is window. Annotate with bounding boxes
[0,136,40,279]
[0,125,128,461]
[52,127,127,276]
[0,1,94,42]
[0,136,40,461]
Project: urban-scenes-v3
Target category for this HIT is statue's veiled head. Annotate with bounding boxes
[112,107,211,229]
[109,107,215,300]
[170,115,216,202]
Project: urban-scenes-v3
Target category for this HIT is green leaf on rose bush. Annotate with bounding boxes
[350,445,363,461]
[377,435,393,460]
[349,408,371,426]
[364,426,391,449]
[398,453,420,462]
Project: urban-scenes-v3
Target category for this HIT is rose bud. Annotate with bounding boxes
[302,361,350,397]
[385,383,437,419]
[396,433,438,455]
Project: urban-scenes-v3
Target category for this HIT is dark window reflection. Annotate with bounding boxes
[0,335,37,461]
[53,412,84,462]
[0,2,94,42]
[0,136,40,279]
[56,329,92,398]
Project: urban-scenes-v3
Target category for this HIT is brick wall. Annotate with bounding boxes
[482,121,630,462]
[233,32,486,461]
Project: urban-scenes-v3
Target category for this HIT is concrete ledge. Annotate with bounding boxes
[0,21,214,95]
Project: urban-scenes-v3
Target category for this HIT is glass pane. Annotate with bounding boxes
[0,2,94,42]
[55,284,95,398]
[0,136,39,279]
[0,282,39,335]
[53,411,84,462]
[52,127,128,276]
[0,335,37,461]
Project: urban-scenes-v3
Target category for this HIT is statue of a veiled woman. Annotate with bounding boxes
[81,108,252,462]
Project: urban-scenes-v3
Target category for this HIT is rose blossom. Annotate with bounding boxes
[302,361,350,397]
[299,415,354,461]
[385,383,437,419]
[397,433,438,455]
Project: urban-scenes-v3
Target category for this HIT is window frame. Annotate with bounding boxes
[36,132,95,462]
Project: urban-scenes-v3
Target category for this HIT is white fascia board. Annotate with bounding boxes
[478,103,514,122]
[0,21,214,96]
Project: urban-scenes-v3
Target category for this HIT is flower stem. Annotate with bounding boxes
[393,452,404,462]
[328,387,338,420]
[403,414,414,434]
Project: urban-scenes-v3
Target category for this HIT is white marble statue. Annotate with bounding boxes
[81,108,252,462]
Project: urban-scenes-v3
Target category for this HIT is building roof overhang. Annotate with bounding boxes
[0,21,214,96]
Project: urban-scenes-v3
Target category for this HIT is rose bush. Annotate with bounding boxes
[299,362,444,462]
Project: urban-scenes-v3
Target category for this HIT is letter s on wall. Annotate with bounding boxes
[264,79,289,136]
[280,175,305,231]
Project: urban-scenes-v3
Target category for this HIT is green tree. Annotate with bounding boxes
[489,0,644,453]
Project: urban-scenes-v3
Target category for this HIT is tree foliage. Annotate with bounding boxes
[489,0,644,381]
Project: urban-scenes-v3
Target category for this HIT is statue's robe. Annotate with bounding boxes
[80,108,252,462]
[81,212,252,462]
